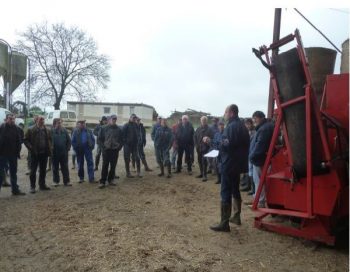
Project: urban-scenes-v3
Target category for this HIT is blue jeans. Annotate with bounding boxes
[0,156,20,193]
[253,165,265,205]
[156,147,170,166]
[248,161,253,177]
[220,162,241,203]
[76,147,94,181]
[171,148,178,168]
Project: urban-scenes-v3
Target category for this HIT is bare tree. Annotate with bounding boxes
[16,22,110,109]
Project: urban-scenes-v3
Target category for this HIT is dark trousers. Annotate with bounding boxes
[137,143,146,161]
[27,151,31,170]
[220,163,241,203]
[216,159,222,183]
[76,147,94,181]
[52,152,70,184]
[101,149,119,184]
[177,144,193,171]
[30,153,49,189]
[197,150,208,177]
[95,145,102,168]
[0,156,19,193]
[156,147,171,166]
[124,144,140,172]
[72,152,76,167]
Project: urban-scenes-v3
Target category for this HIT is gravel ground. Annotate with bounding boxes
[0,136,348,272]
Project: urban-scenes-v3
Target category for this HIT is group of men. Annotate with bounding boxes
[0,104,274,235]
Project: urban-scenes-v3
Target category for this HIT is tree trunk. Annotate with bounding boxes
[53,101,60,110]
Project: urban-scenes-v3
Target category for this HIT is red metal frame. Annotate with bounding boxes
[252,29,347,245]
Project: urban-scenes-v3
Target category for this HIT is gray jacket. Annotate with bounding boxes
[98,124,123,151]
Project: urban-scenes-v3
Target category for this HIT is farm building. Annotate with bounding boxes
[67,101,155,127]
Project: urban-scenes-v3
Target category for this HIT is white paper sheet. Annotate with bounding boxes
[204,149,219,158]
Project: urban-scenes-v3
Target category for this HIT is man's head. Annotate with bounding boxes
[157,116,162,124]
[78,120,86,129]
[161,118,167,127]
[110,114,117,125]
[101,116,108,125]
[5,113,15,126]
[244,118,254,130]
[136,117,141,124]
[177,118,182,125]
[252,111,266,126]
[224,104,239,121]
[218,120,225,132]
[36,115,45,127]
[200,116,208,126]
[213,117,219,125]
[53,118,62,129]
[130,114,137,122]
[182,115,189,125]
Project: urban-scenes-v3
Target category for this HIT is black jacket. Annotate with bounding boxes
[220,116,250,173]
[194,124,214,153]
[175,123,194,147]
[137,123,146,146]
[123,122,138,146]
[249,119,274,167]
[0,123,22,157]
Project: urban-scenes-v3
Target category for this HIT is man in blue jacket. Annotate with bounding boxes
[211,120,225,184]
[249,111,274,208]
[155,119,174,178]
[71,120,95,183]
[210,104,250,232]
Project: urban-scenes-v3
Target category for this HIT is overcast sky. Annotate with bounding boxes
[1,1,349,117]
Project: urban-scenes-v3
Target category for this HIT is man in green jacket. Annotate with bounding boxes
[24,116,52,193]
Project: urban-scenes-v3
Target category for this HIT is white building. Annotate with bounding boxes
[67,101,155,127]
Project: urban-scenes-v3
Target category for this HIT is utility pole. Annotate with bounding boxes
[267,8,282,119]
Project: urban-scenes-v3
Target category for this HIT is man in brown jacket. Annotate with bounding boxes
[24,116,52,193]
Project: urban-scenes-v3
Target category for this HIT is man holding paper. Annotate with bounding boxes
[210,104,250,232]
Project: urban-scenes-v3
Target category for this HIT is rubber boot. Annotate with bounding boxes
[142,158,153,172]
[229,198,242,225]
[158,163,164,177]
[137,163,142,178]
[240,174,250,192]
[202,162,208,182]
[167,163,172,178]
[2,173,11,187]
[247,176,255,195]
[196,162,203,178]
[215,172,221,184]
[210,202,231,232]
[125,160,134,178]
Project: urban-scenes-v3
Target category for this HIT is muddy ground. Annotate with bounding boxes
[0,137,348,272]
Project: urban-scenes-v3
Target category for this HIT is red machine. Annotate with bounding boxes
[252,29,349,245]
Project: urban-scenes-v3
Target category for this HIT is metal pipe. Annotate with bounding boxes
[0,38,12,110]
[267,8,282,119]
